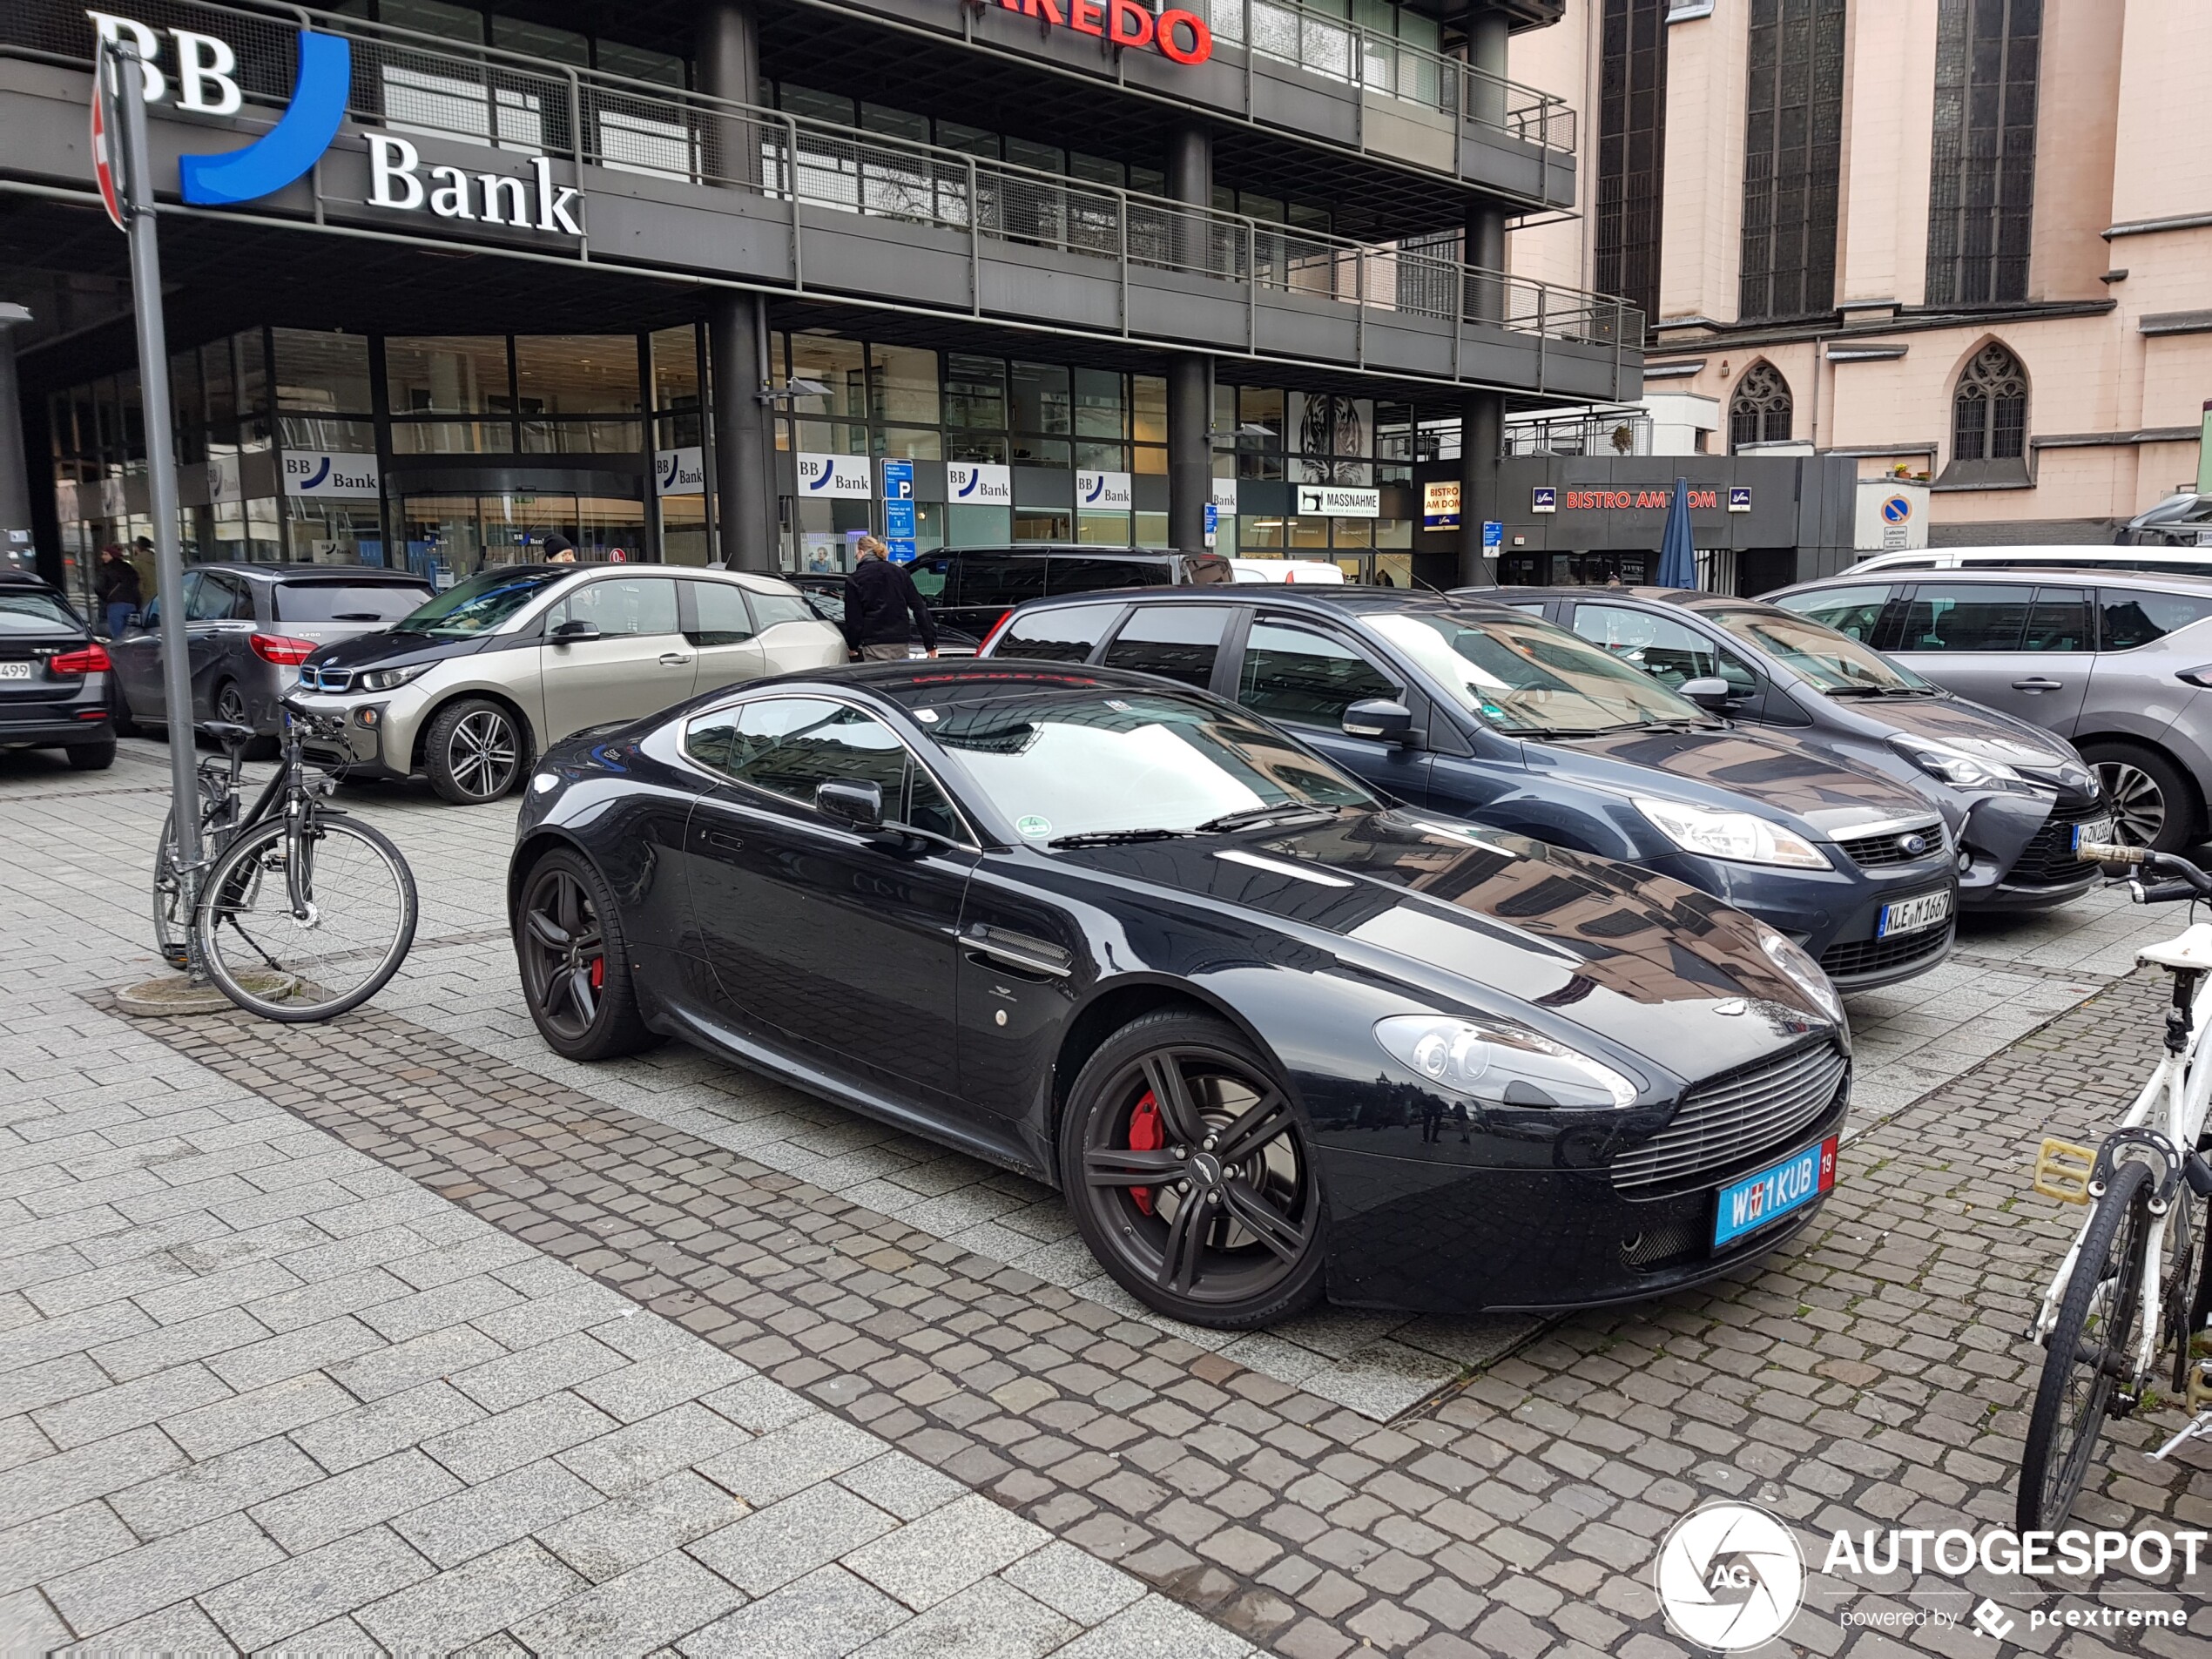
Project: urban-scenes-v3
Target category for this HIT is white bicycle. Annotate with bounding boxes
[2017,842,2212,1531]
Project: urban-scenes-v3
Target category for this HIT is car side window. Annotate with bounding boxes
[1101,605,1227,690]
[546,577,678,638]
[687,581,757,647]
[1898,583,2033,652]
[1049,557,1157,596]
[994,602,1123,663]
[186,573,241,622]
[1237,619,1401,727]
[1570,604,1758,693]
[700,698,968,840]
[2024,587,2092,652]
[908,555,954,602]
[744,587,816,629]
[2100,588,2212,651]
[1773,583,1895,645]
[954,554,1047,610]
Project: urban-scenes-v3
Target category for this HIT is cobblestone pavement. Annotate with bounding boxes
[3,737,2209,1656]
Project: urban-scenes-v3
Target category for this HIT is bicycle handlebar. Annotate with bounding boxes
[2086,841,2212,902]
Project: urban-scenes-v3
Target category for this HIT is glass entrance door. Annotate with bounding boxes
[399,491,650,585]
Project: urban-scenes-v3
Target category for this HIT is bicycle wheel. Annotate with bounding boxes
[2018,1158,2155,1532]
[192,814,418,1022]
[153,806,190,970]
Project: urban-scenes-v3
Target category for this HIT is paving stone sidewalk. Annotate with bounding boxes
[5,738,2211,1656]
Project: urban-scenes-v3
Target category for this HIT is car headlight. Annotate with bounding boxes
[1760,928,1845,1025]
[1893,738,2019,788]
[1633,798,1831,870]
[1373,1015,1639,1109]
[358,663,431,693]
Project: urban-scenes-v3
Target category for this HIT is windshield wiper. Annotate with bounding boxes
[1192,805,1339,834]
[1047,828,1190,848]
[1825,684,1933,698]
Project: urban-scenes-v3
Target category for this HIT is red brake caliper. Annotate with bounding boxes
[590,958,605,989]
[1127,1089,1163,1216]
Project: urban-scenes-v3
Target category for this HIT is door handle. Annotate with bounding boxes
[703,829,744,852]
[2012,677,2062,691]
[660,652,693,667]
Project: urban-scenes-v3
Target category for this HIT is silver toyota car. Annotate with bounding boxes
[290,563,845,803]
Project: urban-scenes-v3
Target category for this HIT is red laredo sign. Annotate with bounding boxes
[1561,489,1720,510]
[993,0,1214,64]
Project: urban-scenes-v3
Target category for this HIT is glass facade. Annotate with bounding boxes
[45,322,1430,602]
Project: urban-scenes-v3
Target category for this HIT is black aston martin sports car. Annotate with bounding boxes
[508,663,1851,1327]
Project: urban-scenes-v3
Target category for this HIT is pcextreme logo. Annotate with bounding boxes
[85,9,583,233]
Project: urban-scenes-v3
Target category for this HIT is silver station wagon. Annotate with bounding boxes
[289,563,846,803]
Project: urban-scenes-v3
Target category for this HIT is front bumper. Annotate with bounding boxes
[1319,1087,1850,1314]
[285,690,409,779]
[1644,848,1956,991]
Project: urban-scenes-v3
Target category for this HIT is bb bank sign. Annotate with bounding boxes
[87,10,583,236]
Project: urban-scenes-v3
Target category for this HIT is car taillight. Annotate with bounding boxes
[976,610,1015,655]
[48,643,111,675]
[250,633,319,666]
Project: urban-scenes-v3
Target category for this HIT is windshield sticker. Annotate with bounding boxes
[1016,814,1052,840]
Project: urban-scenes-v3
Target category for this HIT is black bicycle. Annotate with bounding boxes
[153,700,417,1022]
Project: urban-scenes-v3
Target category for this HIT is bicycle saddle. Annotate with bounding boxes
[2140,922,2212,971]
[198,720,257,747]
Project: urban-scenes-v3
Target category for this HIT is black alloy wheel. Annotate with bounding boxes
[427,698,523,805]
[516,849,653,1061]
[212,679,247,727]
[1062,1011,1325,1328]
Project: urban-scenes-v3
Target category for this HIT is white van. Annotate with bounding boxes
[1228,558,1347,584]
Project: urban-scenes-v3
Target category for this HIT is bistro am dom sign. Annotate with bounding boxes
[988,0,1216,64]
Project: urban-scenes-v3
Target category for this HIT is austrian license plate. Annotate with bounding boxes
[1714,1136,1838,1248]
[1877,888,1952,939]
[0,662,31,680]
[2073,817,2114,856]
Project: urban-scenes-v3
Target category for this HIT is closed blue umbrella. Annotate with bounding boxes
[1655,475,1696,590]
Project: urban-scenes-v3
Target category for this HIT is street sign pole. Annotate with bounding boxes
[107,40,205,976]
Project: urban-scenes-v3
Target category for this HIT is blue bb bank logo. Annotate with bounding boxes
[179,30,349,206]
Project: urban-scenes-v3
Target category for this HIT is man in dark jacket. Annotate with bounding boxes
[841,536,938,661]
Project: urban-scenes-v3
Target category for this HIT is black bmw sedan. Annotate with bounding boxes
[509,664,1851,1327]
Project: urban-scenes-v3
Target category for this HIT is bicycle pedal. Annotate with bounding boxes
[2033,1137,2096,1204]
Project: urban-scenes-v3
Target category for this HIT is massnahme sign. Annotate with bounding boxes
[85,10,583,233]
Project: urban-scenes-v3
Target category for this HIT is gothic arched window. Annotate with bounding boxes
[1952,342,2028,462]
[1728,362,1793,452]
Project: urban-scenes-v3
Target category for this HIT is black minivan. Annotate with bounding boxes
[906,546,1231,640]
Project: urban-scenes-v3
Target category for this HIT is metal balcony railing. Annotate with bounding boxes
[1192,0,1576,155]
[3,0,1635,362]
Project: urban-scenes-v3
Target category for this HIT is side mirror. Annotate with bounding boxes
[550,618,601,644]
[1343,698,1416,744]
[126,610,144,630]
[1678,677,1735,713]
[815,779,884,832]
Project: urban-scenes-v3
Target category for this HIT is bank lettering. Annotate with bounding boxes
[367,135,583,236]
[991,0,1214,65]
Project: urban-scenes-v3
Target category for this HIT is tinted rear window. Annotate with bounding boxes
[995,602,1123,663]
[273,583,431,624]
[1897,584,2033,652]
[0,590,82,634]
[2101,588,2212,651]
[1049,556,1168,597]
[956,554,1049,609]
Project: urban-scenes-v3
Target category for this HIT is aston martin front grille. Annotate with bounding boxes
[1612,1041,1848,1195]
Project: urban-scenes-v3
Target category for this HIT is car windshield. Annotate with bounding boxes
[391,568,568,637]
[0,590,81,634]
[920,682,1376,846]
[1364,610,1716,734]
[274,583,434,624]
[1702,606,1933,694]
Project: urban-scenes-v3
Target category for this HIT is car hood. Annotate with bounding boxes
[1825,691,2092,786]
[305,629,502,672]
[1521,723,1934,837]
[1059,811,1841,1088]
